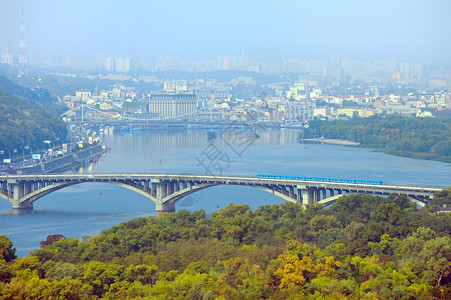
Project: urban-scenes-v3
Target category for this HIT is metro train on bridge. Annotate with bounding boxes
[257,174,383,185]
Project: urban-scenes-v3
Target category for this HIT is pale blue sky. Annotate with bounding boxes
[1,0,450,62]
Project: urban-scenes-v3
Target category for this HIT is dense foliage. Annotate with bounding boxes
[305,116,451,159]
[0,76,67,154]
[1,189,450,299]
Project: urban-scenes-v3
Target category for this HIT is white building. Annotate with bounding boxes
[106,57,130,73]
[282,99,314,123]
[1,49,13,66]
[76,91,92,101]
[148,93,197,120]
[115,57,130,73]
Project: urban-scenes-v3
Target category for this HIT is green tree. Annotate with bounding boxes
[0,262,15,283]
[0,235,16,263]
[124,264,159,286]
[418,236,451,287]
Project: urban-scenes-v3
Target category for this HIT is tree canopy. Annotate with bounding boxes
[305,116,451,161]
[0,76,67,154]
[1,189,450,299]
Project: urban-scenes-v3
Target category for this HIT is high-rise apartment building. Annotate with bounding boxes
[106,57,116,72]
[115,57,130,73]
[400,63,410,80]
[96,53,106,69]
[105,57,130,73]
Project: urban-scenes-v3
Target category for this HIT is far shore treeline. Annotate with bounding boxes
[303,116,451,162]
[0,190,450,299]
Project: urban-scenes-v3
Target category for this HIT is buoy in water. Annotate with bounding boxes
[100,192,102,196]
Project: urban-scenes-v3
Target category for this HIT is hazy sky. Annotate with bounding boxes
[1,0,450,63]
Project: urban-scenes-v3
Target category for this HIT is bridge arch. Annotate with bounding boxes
[0,181,155,210]
[0,174,439,212]
[160,183,298,210]
[1,180,301,212]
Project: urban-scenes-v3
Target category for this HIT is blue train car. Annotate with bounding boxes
[256,174,382,185]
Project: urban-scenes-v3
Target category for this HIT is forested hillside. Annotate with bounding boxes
[305,116,451,160]
[1,189,450,299]
[0,76,67,154]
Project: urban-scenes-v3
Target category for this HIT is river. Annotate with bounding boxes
[1,128,450,257]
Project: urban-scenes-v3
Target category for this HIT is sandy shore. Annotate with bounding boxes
[300,138,360,146]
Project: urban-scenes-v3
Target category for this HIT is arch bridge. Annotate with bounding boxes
[0,174,442,213]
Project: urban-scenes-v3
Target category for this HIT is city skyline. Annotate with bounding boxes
[1,0,450,64]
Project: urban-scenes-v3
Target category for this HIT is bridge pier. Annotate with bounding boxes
[12,200,33,212]
[155,200,175,214]
[10,180,33,211]
[298,187,315,205]
[154,181,176,214]
[297,186,332,205]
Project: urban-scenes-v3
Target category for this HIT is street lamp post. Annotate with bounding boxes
[32,145,40,156]
[0,149,11,164]
[19,146,27,167]
[31,145,42,164]
[44,140,52,157]
[13,148,17,159]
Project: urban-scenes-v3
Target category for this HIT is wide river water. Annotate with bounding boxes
[1,128,450,256]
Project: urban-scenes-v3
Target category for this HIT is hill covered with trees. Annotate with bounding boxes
[304,116,451,162]
[0,76,67,155]
[0,189,450,299]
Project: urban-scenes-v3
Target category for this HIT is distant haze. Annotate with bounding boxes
[1,0,450,63]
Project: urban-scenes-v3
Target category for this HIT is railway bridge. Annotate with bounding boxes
[0,174,442,213]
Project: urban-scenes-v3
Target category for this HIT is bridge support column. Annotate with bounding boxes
[12,201,33,213]
[151,183,157,197]
[282,186,289,196]
[299,186,315,206]
[296,188,302,203]
[157,182,167,199]
[155,181,175,214]
[288,186,294,199]
[313,188,319,203]
[155,200,175,214]
[10,181,33,212]
[321,189,327,200]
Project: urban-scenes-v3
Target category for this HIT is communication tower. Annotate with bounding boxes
[18,8,28,78]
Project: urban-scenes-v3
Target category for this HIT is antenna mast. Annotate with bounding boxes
[19,8,28,78]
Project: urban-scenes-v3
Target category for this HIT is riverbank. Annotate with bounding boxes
[13,144,108,174]
[300,138,451,163]
[376,149,451,164]
[299,138,360,146]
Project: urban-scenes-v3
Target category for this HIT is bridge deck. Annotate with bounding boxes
[0,173,442,193]
[0,173,443,212]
